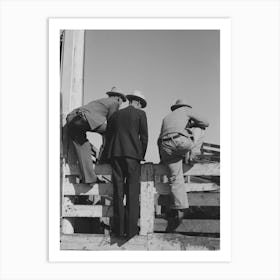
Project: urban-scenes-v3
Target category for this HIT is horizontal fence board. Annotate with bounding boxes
[64,163,220,177]
[190,176,220,184]
[201,149,220,155]
[64,163,112,176]
[202,146,220,151]
[60,233,220,250]
[62,194,219,217]
[154,163,220,176]
[64,182,219,197]
[202,143,220,149]
[63,179,220,195]
[147,233,220,250]
[197,154,220,159]
[60,233,148,250]
[156,206,220,220]
[155,182,219,194]
[63,182,113,196]
[157,192,220,207]
[62,205,113,217]
[154,219,220,233]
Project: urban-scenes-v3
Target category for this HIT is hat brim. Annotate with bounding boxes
[126,95,147,108]
[171,104,192,111]
[106,91,127,102]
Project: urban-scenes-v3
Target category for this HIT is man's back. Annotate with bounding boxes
[104,105,148,160]
[159,107,209,138]
[80,98,119,130]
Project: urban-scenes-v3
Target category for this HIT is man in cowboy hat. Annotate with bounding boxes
[66,87,127,184]
[103,90,148,238]
[157,99,209,232]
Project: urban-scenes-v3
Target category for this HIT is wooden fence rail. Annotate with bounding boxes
[61,161,220,236]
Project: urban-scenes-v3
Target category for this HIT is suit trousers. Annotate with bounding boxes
[67,114,106,183]
[111,157,141,238]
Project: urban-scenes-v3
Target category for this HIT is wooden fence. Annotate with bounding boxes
[61,143,220,238]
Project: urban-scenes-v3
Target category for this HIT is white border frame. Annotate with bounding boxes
[49,18,231,262]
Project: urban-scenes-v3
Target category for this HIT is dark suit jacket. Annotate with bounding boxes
[67,98,119,131]
[103,105,148,161]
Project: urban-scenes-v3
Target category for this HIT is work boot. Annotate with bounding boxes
[166,210,184,233]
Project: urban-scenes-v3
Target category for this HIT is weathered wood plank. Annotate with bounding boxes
[61,30,85,122]
[60,233,219,251]
[196,155,220,162]
[60,233,148,250]
[154,219,220,233]
[202,143,220,149]
[62,205,113,217]
[65,162,220,177]
[157,192,220,207]
[64,163,112,176]
[140,163,155,235]
[63,182,113,196]
[147,233,220,250]
[154,163,220,176]
[61,197,75,234]
[61,218,75,234]
[155,182,219,194]
[201,149,220,155]
[156,206,220,220]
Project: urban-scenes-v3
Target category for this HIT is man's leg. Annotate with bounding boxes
[68,116,97,184]
[164,157,189,232]
[124,158,141,238]
[167,159,189,210]
[190,127,206,160]
[111,158,126,237]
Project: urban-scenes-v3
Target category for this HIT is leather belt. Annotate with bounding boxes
[161,134,181,141]
[161,134,194,142]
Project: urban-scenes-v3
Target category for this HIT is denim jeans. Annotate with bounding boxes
[158,134,194,209]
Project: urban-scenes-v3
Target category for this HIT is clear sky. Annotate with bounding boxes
[83,30,220,163]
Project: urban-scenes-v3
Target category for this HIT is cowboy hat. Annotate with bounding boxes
[106,86,127,102]
[126,90,147,108]
[171,99,192,111]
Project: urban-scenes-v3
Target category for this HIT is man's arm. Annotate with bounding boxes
[139,111,148,159]
[188,110,209,129]
[107,101,120,119]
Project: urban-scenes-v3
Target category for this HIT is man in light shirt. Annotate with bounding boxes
[66,87,126,184]
[157,99,209,232]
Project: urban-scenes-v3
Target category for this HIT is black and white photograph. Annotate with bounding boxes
[53,18,230,258]
[1,1,280,279]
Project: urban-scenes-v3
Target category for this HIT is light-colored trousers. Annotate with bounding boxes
[158,129,205,209]
[190,127,206,159]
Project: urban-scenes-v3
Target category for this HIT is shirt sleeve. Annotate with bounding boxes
[107,101,119,119]
[139,111,148,159]
[188,109,209,128]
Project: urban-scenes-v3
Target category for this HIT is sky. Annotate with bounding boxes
[83,30,220,163]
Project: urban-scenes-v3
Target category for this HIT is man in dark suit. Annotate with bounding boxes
[103,90,148,238]
[66,87,126,184]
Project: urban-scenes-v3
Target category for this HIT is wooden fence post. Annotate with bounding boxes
[60,30,85,234]
[140,163,155,235]
[61,197,75,234]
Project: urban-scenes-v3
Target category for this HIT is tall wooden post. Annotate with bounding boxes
[60,30,85,234]
[140,163,155,235]
[61,30,85,123]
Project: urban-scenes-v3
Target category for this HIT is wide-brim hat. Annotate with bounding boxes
[171,99,192,111]
[126,90,147,108]
[106,86,127,102]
